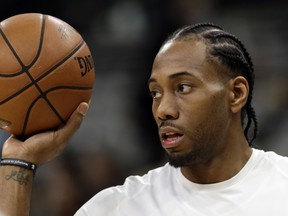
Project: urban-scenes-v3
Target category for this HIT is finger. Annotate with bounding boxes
[55,102,89,143]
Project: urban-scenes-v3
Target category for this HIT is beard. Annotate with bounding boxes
[167,149,204,168]
[161,113,227,168]
[166,127,210,168]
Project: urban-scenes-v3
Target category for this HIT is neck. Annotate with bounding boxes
[180,136,252,184]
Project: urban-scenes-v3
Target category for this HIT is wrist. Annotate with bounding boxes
[0,158,37,176]
[1,145,38,165]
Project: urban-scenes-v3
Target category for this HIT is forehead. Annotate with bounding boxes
[150,39,216,82]
[155,39,206,66]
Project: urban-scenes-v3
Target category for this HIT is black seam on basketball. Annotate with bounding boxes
[21,85,92,135]
[0,14,46,104]
[22,93,65,136]
[22,94,42,135]
[27,15,46,68]
[0,14,45,72]
[21,15,60,122]
[0,71,25,77]
[0,83,34,105]
[35,40,85,82]
[31,39,86,125]
[45,85,93,92]
[0,40,86,105]
[1,14,89,135]
[0,25,24,66]
[0,25,26,77]
[40,85,93,126]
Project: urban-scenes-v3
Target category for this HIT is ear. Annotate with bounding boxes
[228,76,249,114]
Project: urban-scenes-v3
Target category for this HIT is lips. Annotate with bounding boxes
[159,126,184,149]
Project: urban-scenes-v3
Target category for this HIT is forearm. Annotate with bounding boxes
[0,103,88,215]
[0,166,33,216]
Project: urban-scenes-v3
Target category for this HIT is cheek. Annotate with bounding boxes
[208,100,230,137]
[180,96,213,123]
[182,93,229,138]
[210,93,230,123]
[151,101,160,125]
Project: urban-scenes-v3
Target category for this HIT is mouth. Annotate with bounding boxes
[159,128,184,149]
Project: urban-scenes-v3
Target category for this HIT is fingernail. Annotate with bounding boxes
[78,103,89,116]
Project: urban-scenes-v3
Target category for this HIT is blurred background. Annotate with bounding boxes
[0,0,288,215]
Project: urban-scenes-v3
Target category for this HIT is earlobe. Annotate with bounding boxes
[229,76,249,114]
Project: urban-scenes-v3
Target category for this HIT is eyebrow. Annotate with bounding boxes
[148,71,195,85]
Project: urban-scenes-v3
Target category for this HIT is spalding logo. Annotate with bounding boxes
[74,55,94,77]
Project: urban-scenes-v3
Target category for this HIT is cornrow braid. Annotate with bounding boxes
[166,23,258,146]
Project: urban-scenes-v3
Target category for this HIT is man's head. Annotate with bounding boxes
[148,23,258,167]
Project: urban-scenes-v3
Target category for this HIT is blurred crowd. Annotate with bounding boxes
[1,0,288,215]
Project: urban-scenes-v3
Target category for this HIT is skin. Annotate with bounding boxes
[0,37,254,215]
[149,38,252,184]
[0,102,88,215]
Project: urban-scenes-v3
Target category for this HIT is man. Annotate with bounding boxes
[1,23,288,215]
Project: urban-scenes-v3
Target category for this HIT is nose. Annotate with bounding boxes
[156,94,179,121]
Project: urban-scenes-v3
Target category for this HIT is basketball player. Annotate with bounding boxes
[1,23,288,215]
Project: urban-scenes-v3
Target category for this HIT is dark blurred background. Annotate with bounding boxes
[0,0,288,215]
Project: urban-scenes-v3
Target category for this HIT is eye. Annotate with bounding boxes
[177,84,192,93]
[150,90,162,99]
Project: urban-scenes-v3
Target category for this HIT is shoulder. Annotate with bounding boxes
[256,148,288,164]
[254,148,288,176]
[75,163,175,215]
[123,162,173,191]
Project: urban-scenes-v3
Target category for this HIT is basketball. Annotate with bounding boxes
[0,13,95,137]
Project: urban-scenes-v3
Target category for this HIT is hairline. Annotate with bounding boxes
[164,35,235,83]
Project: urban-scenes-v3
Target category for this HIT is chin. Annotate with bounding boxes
[167,151,202,168]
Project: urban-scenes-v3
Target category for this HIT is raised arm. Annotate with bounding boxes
[0,102,89,216]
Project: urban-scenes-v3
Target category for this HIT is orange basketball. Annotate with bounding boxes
[0,13,95,137]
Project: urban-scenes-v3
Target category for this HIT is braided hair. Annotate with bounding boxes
[164,23,258,146]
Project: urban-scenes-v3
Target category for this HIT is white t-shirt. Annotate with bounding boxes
[75,149,288,216]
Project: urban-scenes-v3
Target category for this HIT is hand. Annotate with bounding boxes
[1,102,89,165]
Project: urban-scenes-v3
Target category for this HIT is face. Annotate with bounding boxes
[148,39,232,167]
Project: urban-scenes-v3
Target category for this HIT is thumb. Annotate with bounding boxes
[55,102,89,144]
[48,102,89,159]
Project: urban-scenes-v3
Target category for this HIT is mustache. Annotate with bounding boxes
[158,121,182,130]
